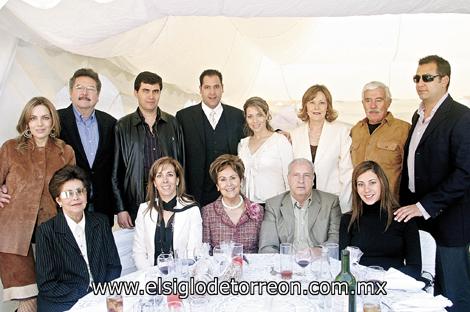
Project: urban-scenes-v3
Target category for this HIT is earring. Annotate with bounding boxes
[23,129,32,139]
[49,128,56,138]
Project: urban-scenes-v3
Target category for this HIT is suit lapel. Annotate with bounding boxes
[314,121,331,166]
[418,96,452,147]
[85,213,100,278]
[279,195,295,243]
[307,191,322,234]
[63,105,90,169]
[54,212,82,254]
[93,112,104,168]
[191,104,206,145]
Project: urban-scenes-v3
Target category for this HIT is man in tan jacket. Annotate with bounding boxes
[350,81,410,200]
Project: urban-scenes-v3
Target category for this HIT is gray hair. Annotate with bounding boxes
[288,158,315,175]
[362,81,392,103]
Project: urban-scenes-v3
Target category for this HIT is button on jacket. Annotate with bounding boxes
[112,108,185,221]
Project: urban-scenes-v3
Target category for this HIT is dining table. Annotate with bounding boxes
[69,253,451,312]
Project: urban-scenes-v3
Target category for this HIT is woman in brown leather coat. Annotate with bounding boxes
[0,97,75,312]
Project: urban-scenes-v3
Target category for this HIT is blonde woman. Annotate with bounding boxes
[290,85,353,213]
[238,96,293,205]
[0,97,75,311]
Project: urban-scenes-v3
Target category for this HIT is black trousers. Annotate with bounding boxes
[435,245,470,312]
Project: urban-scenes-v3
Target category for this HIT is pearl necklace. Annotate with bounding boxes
[221,195,244,210]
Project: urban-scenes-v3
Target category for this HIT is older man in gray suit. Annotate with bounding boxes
[259,158,341,253]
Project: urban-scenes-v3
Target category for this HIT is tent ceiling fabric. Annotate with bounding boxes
[1,0,470,142]
[2,0,470,15]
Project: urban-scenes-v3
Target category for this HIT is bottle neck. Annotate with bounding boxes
[341,251,351,273]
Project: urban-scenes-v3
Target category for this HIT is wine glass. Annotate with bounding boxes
[157,253,174,276]
[347,246,364,280]
[212,246,229,276]
[295,248,312,279]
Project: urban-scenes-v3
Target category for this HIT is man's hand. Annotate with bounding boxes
[394,204,422,222]
[0,185,11,208]
[117,211,134,228]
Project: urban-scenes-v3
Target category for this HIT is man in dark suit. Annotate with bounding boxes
[395,55,470,311]
[176,69,244,207]
[58,68,116,226]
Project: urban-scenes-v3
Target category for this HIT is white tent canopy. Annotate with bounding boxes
[1,0,470,142]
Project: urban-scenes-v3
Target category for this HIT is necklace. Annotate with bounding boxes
[221,195,244,210]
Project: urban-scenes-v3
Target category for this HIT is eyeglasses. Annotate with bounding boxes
[59,187,87,199]
[74,85,97,93]
[413,74,441,83]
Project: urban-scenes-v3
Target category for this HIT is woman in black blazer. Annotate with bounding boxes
[35,166,121,312]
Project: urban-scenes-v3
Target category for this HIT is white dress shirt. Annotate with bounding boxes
[238,132,293,203]
[201,102,223,129]
[407,93,448,219]
[64,212,93,285]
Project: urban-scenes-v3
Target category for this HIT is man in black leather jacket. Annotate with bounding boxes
[112,71,184,228]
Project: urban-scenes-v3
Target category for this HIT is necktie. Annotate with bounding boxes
[210,110,216,128]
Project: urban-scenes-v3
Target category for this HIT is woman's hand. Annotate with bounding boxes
[0,185,11,208]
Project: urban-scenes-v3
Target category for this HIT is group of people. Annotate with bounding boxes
[0,54,468,312]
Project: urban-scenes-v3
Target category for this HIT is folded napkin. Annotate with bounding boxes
[391,293,452,312]
[384,267,425,291]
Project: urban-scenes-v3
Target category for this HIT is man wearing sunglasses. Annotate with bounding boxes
[395,55,470,311]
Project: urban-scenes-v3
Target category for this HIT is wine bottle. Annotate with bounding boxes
[334,249,356,312]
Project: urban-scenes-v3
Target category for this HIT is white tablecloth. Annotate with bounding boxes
[69,254,449,312]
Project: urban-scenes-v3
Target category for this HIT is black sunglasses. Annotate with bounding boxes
[413,74,441,83]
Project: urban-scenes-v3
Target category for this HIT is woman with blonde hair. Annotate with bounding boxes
[133,157,202,270]
[0,96,75,311]
[238,96,293,205]
[290,85,353,213]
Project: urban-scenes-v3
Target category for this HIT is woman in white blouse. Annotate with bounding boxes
[290,85,353,213]
[132,157,202,270]
[238,97,293,205]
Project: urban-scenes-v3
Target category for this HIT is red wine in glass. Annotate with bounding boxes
[281,270,293,279]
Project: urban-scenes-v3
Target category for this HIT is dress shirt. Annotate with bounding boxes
[291,194,313,250]
[407,93,448,220]
[63,212,93,285]
[73,106,98,167]
[137,108,163,185]
[238,132,293,203]
[201,102,223,129]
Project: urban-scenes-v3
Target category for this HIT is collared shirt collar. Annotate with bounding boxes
[417,93,448,121]
[201,101,223,116]
[64,211,86,233]
[72,104,95,123]
[137,107,162,124]
[290,193,313,210]
[360,111,394,127]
